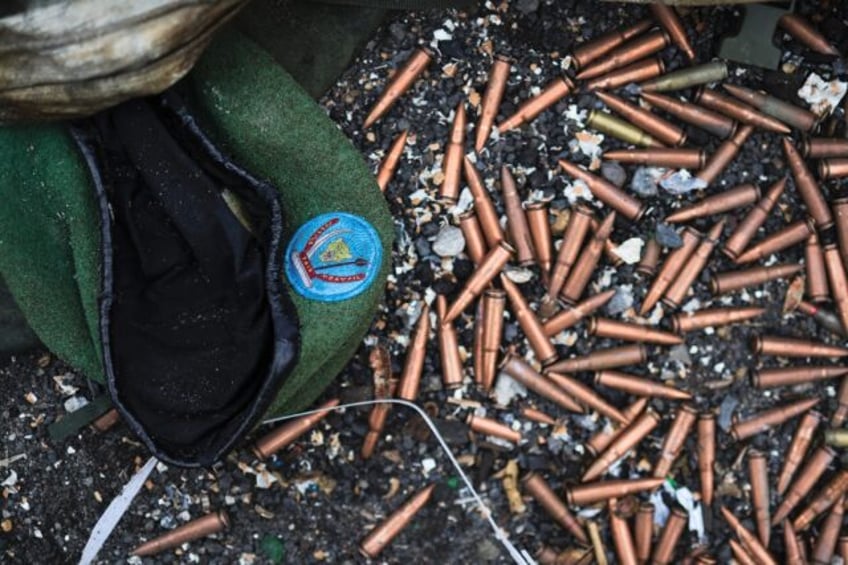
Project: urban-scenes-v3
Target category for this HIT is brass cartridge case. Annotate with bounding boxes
[526,202,553,274]
[253,399,340,459]
[364,47,433,128]
[498,76,575,133]
[663,218,725,310]
[835,376,848,426]
[730,397,820,441]
[640,226,700,315]
[397,304,430,401]
[695,88,791,134]
[728,539,757,565]
[561,212,617,305]
[697,413,716,506]
[501,274,558,366]
[748,450,771,546]
[696,124,754,185]
[634,503,654,564]
[437,296,463,389]
[793,469,848,531]
[521,406,557,426]
[440,103,466,202]
[500,354,583,413]
[543,289,616,337]
[444,240,514,322]
[640,61,729,93]
[811,494,844,564]
[609,500,638,565]
[590,216,625,267]
[376,130,408,192]
[824,243,848,333]
[649,3,695,61]
[720,506,778,565]
[834,197,848,267]
[362,402,392,460]
[588,317,682,345]
[784,138,832,228]
[91,408,120,433]
[577,30,670,81]
[462,157,503,249]
[641,91,737,139]
[586,109,664,148]
[595,91,687,146]
[458,210,486,265]
[473,296,485,388]
[778,13,840,56]
[784,521,806,565]
[360,484,436,558]
[548,344,647,374]
[475,56,511,152]
[777,410,824,495]
[752,335,848,358]
[734,218,815,264]
[754,366,848,389]
[584,57,665,92]
[558,159,646,221]
[604,148,704,169]
[820,158,848,180]
[802,137,848,159]
[825,428,848,447]
[672,306,765,333]
[773,446,837,524]
[665,183,759,224]
[546,371,628,424]
[131,510,230,557]
[548,204,594,299]
[722,178,785,259]
[710,263,803,296]
[652,507,687,565]
[806,233,829,302]
[501,166,535,266]
[653,404,698,478]
[582,409,661,482]
[585,397,649,456]
[467,413,521,444]
[573,19,654,70]
[479,289,505,391]
[566,477,665,507]
[522,472,589,544]
[724,84,819,132]
[637,237,661,276]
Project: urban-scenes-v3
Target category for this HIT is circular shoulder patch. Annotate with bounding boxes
[285,212,382,302]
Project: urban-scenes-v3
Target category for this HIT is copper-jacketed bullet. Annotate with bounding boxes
[820,158,848,180]
[578,30,671,81]
[802,137,848,159]
[582,409,660,481]
[585,398,649,458]
[501,166,535,266]
[572,19,654,70]
[498,76,575,133]
[588,317,682,345]
[841,535,848,564]
[730,397,820,441]
[501,274,558,366]
[253,399,340,459]
[397,304,430,401]
[720,506,778,565]
[559,159,646,221]
[376,130,408,192]
[653,404,698,478]
[364,47,432,128]
[784,521,807,565]
[697,412,716,506]
[696,124,754,185]
[753,366,848,389]
[548,344,647,374]
[462,157,503,249]
[724,84,819,132]
[711,263,803,296]
[640,226,700,315]
[362,401,392,460]
[131,510,230,557]
[440,103,466,202]
[459,211,486,265]
[543,289,616,337]
[835,377,848,427]
[478,289,505,391]
[735,218,815,264]
[521,406,557,426]
[437,295,463,389]
[595,91,687,146]
[776,410,823,495]
[784,138,833,228]
[672,306,765,333]
[546,371,627,424]
[695,88,791,134]
[778,13,840,56]
[586,109,664,147]
[526,202,553,274]
[584,57,665,92]
[561,212,617,305]
[522,472,588,544]
[748,450,771,546]
[665,183,759,224]
[444,240,514,322]
[609,500,638,565]
[728,539,757,565]
[752,334,848,358]
[641,61,729,93]
[547,204,593,299]
[825,428,848,447]
[772,445,837,525]
[637,238,662,276]
[824,243,848,333]
[475,56,511,152]
[590,215,625,268]
[360,483,436,558]
[567,477,664,506]
[650,3,695,61]
[811,494,844,564]
[834,197,848,267]
[473,297,486,388]
[467,413,521,444]
[793,469,848,531]
[634,502,654,564]
[605,148,704,169]
[723,178,786,259]
[641,91,736,139]
[652,506,687,565]
[663,218,725,310]
[500,354,583,413]
[806,233,829,302]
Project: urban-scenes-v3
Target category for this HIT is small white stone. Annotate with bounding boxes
[613,238,644,265]
[432,225,465,257]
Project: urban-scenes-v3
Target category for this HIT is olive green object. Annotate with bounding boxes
[640,61,729,92]
[719,3,791,69]
[586,110,660,147]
